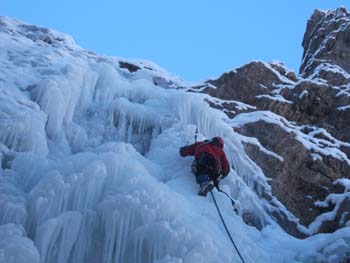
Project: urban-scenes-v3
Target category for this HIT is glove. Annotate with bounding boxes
[179,146,187,157]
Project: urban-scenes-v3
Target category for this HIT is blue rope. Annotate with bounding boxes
[210,190,246,263]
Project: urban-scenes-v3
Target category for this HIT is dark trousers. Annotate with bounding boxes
[192,153,219,186]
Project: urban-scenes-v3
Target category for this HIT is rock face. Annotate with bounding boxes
[300,8,350,80]
[205,61,296,105]
[197,8,350,237]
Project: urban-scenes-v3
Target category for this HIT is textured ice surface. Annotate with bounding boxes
[0,223,40,263]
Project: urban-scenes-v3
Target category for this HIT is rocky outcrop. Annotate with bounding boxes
[236,121,350,230]
[197,8,350,236]
[261,80,350,142]
[300,8,350,81]
[119,61,141,73]
[205,61,296,105]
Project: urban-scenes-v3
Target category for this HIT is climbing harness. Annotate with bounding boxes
[210,190,246,263]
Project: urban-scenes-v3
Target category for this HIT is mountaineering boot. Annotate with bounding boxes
[198,180,214,197]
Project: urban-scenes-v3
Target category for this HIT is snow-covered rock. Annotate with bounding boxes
[300,8,350,81]
[192,9,350,238]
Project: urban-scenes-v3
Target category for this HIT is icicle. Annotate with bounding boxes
[0,173,27,225]
[35,211,82,263]
[108,98,162,154]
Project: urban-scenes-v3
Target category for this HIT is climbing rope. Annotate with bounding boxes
[210,190,246,263]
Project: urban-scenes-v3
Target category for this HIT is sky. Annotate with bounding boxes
[2,0,349,81]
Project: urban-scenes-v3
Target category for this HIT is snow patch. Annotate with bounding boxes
[337,105,350,111]
[256,94,293,104]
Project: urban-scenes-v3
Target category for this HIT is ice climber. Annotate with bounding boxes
[179,137,230,196]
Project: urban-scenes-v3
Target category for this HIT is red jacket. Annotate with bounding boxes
[180,140,230,177]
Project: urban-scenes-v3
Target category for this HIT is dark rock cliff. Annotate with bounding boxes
[197,7,350,237]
